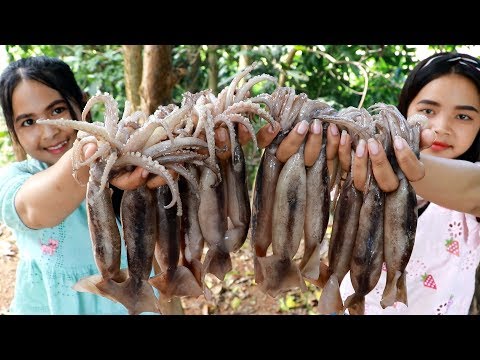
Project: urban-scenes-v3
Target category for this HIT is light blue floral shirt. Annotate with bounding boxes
[0,158,129,314]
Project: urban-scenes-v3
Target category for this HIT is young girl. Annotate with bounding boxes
[337,52,480,314]
[0,56,150,315]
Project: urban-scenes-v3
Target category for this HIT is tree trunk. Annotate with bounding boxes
[184,46,201,93]
[140,45,176,114]
[207,45,219,95]
[122,45,143,111]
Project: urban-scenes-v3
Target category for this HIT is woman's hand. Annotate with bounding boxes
[250,123,436,193]
[352,128,436,192]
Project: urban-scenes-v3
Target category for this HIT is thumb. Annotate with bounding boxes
[420,128,436,151]
[82,143,97,161]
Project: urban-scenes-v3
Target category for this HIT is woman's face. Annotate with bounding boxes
[407,73,480,159]
[12,79,79,166]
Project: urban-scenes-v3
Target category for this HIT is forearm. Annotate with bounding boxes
[15,148,89,229]
[412,153,480,216]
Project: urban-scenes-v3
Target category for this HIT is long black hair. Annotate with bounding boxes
[0,56,123,218]
[0,56,85,151]
[398,52,480,163]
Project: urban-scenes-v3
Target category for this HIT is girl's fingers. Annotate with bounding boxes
[82,143,98,162]
[110,166,148,190]
[146,169,179,189]
[393,136,425,182]
[276,120,309,163]
[304,119,323,167]
[215,126,231,160]
[237,123,253,146]
[256,122,281,149]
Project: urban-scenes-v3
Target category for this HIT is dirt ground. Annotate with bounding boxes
[0,223,321,315]
[0,223,18,315]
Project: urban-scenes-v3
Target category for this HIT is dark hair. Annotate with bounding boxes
[0,56,85,152]
[398,51,480,163]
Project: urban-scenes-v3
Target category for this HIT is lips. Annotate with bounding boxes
[45,139,69,154]
[430,140,450,151]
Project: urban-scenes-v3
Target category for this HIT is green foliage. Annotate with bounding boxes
[0,125,14,166]
[0,44,469,170]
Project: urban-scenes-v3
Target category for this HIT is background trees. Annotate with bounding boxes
[1,44,478,314]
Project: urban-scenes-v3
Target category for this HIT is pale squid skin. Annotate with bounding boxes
[198,166,231,281]
[317,172,363,315]
[223,141,251,253]
[301,124,330,284]
[178,166,205,288]
[257,146,308,298]
[250,137,284,284]
[344,177,385,315]
[148,185,203,300]
[97,186,160,315]
[381,109,421,308]
[73,160,128,300]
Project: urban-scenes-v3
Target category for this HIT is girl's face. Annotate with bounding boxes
[407,73,480,159]
[12,79,79,166]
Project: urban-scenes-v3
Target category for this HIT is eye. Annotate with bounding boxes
[457,114,472,121]
[52,106,68,117]
[21,118,35,127]
[419,108,434,116]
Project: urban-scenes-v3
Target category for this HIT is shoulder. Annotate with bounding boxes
[0,158,46,197]
[0,159,47,230]
[0,158,47,181]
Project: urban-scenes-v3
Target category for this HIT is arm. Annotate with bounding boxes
[15,147,89,229]
[15,143,153,229]
[410,153,480,216]
[354,130,480,216]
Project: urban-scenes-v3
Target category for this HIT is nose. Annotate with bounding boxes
[430,113,451,135]
[40,122,60,140]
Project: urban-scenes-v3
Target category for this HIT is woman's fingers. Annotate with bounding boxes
[352,139,368,191]
[304,119,323,167]
[338,130,352,173]
[276,120,309,162]
[358,138,399,193]
[420,128,436,150]
[325,123,340,174]
[393,136,425,182]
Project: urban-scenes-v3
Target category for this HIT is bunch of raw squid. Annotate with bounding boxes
[250,98,424,315]
[38,62,423,316]
[38,62,278,314]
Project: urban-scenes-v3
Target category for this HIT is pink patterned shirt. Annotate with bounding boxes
[340,198,480,315]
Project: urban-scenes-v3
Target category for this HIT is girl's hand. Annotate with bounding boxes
[215,122,282,160]
[82,143,171,190]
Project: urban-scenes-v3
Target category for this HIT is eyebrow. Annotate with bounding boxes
[416,99,479,113]
[15,99,67,123]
